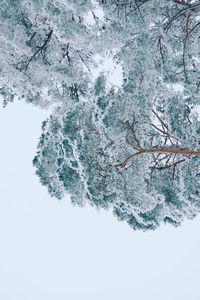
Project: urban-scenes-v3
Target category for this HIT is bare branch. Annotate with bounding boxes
[76,50,92,75]
[113,147,200,170]
[183,21,200,81]
[127,121,141,149]
[22,29,53,73]
[164,3,200,33]
[61,42,70,64]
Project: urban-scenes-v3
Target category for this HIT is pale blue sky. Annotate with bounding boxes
[0,101,200,300]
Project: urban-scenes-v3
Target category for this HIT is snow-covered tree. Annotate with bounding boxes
[0,0,101,107]
[33,74,200,230]
[1,0,200,230]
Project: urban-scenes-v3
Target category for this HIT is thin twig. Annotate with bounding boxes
[24,29,53,73]
[165,3,200,33]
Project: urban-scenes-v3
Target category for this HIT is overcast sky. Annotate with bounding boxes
[0,100,200,300]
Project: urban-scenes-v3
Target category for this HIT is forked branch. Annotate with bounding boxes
[112,111,199,174]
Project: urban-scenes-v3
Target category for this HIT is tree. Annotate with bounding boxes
[0,0,101,107]
[1,0,200,230]
[33,74,200,230]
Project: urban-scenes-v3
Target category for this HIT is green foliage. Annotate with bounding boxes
[33,79,200,230]
[1,0,200,230]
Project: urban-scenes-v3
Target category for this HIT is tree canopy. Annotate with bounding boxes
[1,0,200,230]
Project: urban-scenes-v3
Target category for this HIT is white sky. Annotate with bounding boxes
[0,101,200,300]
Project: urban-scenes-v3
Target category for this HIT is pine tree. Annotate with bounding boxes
[0,0,98,107]
[33,75,200,230]
[1,0,200,230]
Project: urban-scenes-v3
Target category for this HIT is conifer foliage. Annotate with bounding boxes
[1,0,200,230]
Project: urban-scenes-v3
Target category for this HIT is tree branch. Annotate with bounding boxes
[23,29,53,73]
[113,147,200,170]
